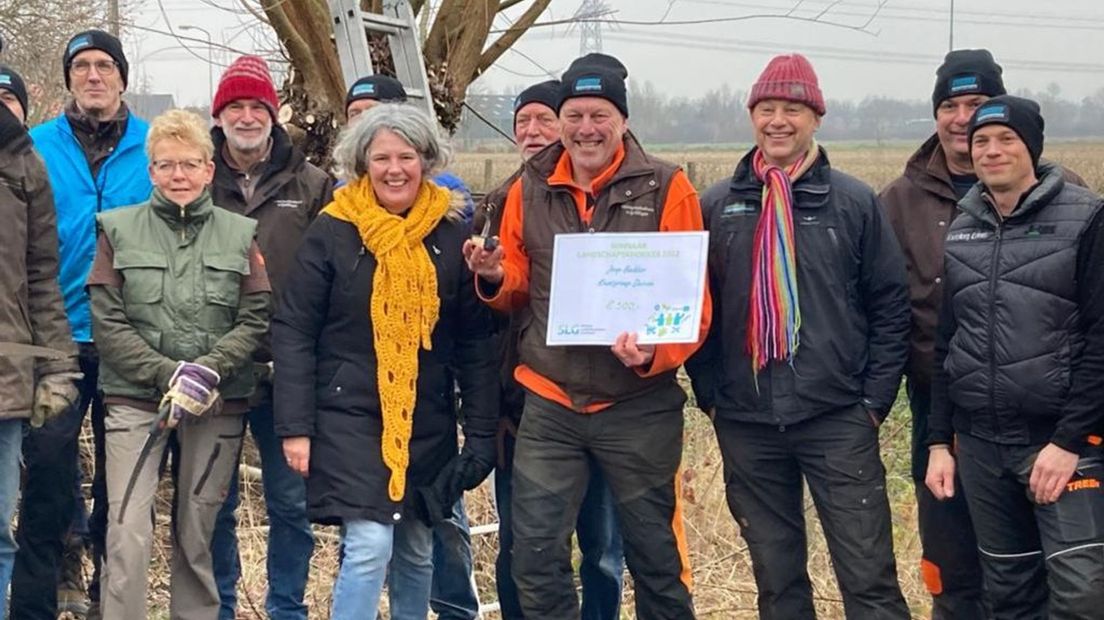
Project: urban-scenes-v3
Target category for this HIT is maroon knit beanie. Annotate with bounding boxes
[747,53,826,116]
[211,55,279,118]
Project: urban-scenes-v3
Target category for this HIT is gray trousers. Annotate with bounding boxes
[101,404,245,620]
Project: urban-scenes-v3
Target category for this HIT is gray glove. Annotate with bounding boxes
[31,371,83,428]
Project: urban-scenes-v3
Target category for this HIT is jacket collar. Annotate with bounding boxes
[728,145,833,203]
[903,134,959,203]
[211,123,301,194]
[149,187,214,230]
[524,130,658,191]
[959,161,1065,226]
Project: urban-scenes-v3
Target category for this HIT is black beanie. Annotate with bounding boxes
[345,74,407,111]
[513,80,560,120]
[63,29,129,90]
[0,65,28,122]
[968,95,1045,167]
[932,49,1005,116]
[559,53,629,118]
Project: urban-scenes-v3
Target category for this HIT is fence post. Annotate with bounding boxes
[483,159,494,192]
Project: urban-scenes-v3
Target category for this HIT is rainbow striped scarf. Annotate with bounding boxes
[747,142,819,377]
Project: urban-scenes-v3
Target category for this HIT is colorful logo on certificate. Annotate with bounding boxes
[645,304,691,337]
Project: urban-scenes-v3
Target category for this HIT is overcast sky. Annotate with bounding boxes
[132,0,1104,109]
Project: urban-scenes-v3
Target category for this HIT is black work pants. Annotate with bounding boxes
[956,433,1104,619]
[511,385,695,620]
[11,343,108,619]
[908,380,988,619]
[712,404,910,620]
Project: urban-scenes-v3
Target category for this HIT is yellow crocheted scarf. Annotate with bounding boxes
[322,176,450,501]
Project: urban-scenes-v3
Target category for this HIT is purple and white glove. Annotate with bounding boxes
[163,361,222,425]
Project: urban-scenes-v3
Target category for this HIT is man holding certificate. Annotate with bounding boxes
[686,54,912,618]
[463,53,710,620]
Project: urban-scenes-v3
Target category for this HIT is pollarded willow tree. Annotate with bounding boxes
[252,0,551,164]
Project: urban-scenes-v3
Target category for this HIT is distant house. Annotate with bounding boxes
[124,93,176,120]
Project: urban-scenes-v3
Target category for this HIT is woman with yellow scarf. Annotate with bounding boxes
[271,104,499,619]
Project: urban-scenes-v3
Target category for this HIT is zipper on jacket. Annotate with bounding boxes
[180,204,187,241]
[986,225,1003,437]
[352,245,366,271]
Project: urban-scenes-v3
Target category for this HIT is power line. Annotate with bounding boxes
[680,0,1104,30]
[603,27,1104,74]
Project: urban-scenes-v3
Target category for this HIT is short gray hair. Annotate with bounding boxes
[332,103,452,183]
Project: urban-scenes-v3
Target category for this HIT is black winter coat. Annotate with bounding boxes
[687,147,910,426]
[272,207,500,526]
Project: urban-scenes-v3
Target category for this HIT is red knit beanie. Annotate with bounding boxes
[211,55,279,118]
[747,53,826,116]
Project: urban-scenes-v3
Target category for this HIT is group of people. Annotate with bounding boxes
[0,24,1101,620]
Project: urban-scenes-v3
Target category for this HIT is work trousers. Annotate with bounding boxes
[712,404,910,619]
[908,380,988,619]
[101,404,244,620]
[956,433,1104,619]
[511,384,694,620]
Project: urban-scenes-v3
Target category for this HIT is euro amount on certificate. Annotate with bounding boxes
[546,231,709,346]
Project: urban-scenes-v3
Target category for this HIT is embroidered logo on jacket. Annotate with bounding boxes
[722,202,755,217]
[275,199,302,209]
[622,204,655,217]
[946,230,993,242]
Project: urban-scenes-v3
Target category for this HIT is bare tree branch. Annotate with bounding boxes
[478,0,551,75]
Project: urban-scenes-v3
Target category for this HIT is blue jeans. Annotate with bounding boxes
[430,499,479,619]
[388,516,435,619]
[211,402,314,620]
[0,419,23,619]
[332,520,394,620]
[495,432,624,620]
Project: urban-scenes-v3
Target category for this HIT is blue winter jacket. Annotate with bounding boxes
[31,112,153,342]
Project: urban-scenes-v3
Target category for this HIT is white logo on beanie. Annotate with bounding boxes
[68,35,92,55]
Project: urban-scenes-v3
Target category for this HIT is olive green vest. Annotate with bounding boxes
[97,189,258,401]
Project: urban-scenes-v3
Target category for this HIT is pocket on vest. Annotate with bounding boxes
[202,253,247,330]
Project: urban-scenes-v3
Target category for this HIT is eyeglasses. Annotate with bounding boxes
[152,159,207,175]
[70,60,119,77]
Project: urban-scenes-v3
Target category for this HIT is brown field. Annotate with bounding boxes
[97,141,1104,618]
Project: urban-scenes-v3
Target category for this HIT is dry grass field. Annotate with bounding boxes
[88,141,1104,619]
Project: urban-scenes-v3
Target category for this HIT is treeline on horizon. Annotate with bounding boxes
[458,80,1104,145]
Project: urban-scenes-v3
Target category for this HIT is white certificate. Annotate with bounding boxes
[546,231,709,346]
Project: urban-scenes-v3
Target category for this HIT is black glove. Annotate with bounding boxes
[452,436,496,495]
[408,455,459,527]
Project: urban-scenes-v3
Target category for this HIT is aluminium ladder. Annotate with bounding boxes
[328,0,436,121]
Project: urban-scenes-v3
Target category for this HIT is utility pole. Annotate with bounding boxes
[109,0,121,36]
[949,0,955,52]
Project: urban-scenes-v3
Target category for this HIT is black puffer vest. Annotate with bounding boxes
[942,163,1104,444]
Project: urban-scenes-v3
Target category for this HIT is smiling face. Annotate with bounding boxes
[970,124,1036,196]
[751,99,820,168]
[216,99,273,153]
[936,94,990,174]
[514,102,560,160]
[559,96,627,182]
[69,49,123,120]
[367,128,424,214]
[149,138,215,207]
